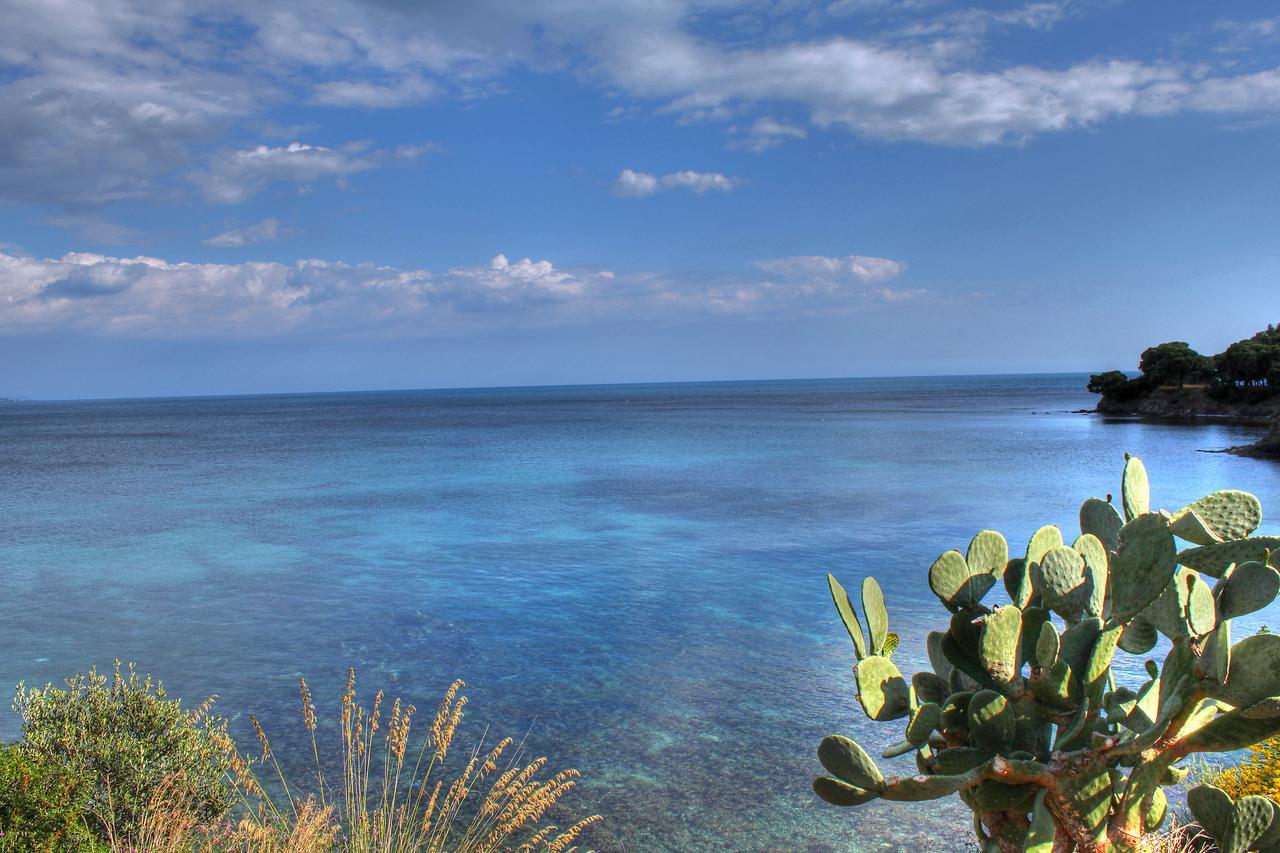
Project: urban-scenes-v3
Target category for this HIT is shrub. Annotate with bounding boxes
[12,661,233,842]
[0,742,102,851]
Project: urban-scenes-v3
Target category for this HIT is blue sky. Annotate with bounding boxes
[2,0,1279,398]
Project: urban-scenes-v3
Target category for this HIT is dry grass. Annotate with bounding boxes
[218,670,601,852]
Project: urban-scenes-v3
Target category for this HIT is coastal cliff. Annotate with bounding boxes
[1095,385,1280,420]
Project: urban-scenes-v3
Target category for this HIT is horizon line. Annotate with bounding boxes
[2,370,1105,406]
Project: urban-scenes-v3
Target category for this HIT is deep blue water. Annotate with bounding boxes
[2,375,1278,851]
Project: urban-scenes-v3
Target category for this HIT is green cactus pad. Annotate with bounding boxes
[855,654,911,721]
[1035,545,1093,622]
[1217,634,1280,710]
[827,573,868,659]
[1080,497,1124,554]
[1184,697,1280,753]
[926,631,953,681]
[1030,659,1077,712]
[1172,490,1263,545]
[1188,785,1234,842]
[1186,571,1219,637]
[912,671,950,706]
[1227,796,1279,853]
[1196,620,1231,685]
[1003,557,1034,609]
[967,690,1013,753]
[1178,537,1280,578]
[933,746,992,774]
[862,576,889,655]
[979,605,1022,686]
[1117,618,1157,655]
[1073,533,1109,618]
[907,702,941,746]
[966,530,1009,575]
[1111,513,1178,622]
[929,549,997,612]
[1059,616,1103,679]
[1169,508,1224,547]
[1026,525,1064,566]
[817,735,884,791]
[1218,561,1280,621]
[1034,620,1059,669]
[1122,455,1150,522]
[1084,624,1124,709]
[1143,786,1168,833]
[813,776,879,806]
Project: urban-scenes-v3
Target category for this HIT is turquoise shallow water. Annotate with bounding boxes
[1,375,1278,851]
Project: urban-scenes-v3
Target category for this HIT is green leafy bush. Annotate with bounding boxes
[0,743,102,851]
[12,661,233,842]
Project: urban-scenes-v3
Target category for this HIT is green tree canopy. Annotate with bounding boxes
[1138,341,1214,387]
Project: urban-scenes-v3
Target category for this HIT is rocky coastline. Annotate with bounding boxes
[1094,386,1280,458]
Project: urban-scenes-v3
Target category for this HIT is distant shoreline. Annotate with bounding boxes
[1090,385,1280,459]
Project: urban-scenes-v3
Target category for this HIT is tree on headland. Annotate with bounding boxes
[1217,338,1280,388]
[1090,324,1280,402]
[1137,341,1213,387]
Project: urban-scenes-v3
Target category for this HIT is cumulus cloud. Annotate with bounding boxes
[0,248,922,336]
[613,169,738,198]
[195,141,425,203]
[204,218,285,248]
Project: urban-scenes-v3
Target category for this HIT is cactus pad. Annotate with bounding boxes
[1217,634,1280,710]
[827,573,868,659]
[1110,513,1178,622]
[1178,537,1280,578]
[1122,455,1150,522]
[818,735,884,791]
[1171,489,1263,545]
[1080,496,1124,554]
[929,549,996,612]
[855,654,911,721]
[862,576,889,655]
[1218,560,1280,621]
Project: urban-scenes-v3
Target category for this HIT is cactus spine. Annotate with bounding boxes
[814,456,1280,852]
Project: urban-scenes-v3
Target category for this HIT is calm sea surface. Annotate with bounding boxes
[2,375,1278,850]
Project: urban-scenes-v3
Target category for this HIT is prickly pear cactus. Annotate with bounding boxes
[1187,785,1280,852]
[814,455,1280,852]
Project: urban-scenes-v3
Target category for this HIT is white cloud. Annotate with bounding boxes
[754,255,908,284]
[204,218,285,248]
[5,0,1280,212]
[613,168,738,198]
[312,75,440,108]
[0,247,922,336]
[731,116,808,151]
[196,141,425,203]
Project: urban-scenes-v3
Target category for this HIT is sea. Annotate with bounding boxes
[1,374,1278,851]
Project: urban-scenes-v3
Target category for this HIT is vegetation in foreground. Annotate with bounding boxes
[814,455,1280,851]
[0,664,599,851]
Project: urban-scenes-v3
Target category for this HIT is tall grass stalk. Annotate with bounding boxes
[218,670,600,852]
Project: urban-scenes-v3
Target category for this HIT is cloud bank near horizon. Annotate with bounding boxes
[0,249,921,337]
